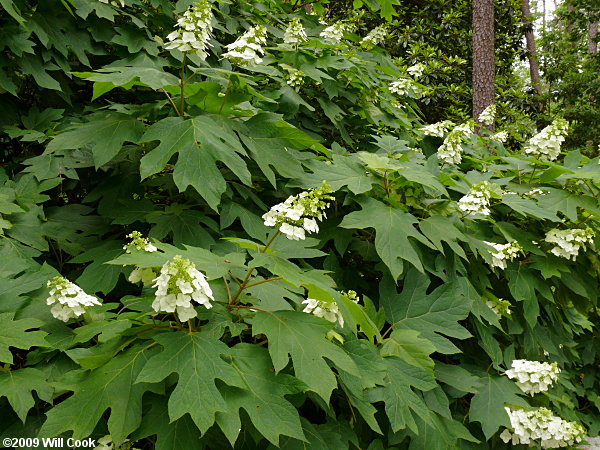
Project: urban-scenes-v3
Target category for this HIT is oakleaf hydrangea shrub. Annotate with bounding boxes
[0,0,599,449]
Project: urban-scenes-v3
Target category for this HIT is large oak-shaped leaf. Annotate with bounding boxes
[39,344,161,446]
[252,311,359,402]
[215,344,306,446]
[340,198,433,278]
[135,333,244,433]
[379,271,472,354]
[139,116,251,210]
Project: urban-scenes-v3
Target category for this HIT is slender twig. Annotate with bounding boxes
[187,320,193,335]
[229,232,281,304]
[228,271,243,287]
[228,304,267,312]
[223,276,232,303]
[161,88,181,116]
[218,80,232,114]
[244,277,283,289]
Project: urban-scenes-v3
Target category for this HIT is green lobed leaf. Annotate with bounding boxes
[0,313,47,364]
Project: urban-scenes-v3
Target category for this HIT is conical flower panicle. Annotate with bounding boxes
[151,255,213,322]
[223,25,268,66]
[164,0,214,59]
[46,276,101,322]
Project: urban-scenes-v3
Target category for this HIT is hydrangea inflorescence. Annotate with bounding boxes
[302,291,359,327]
[524,118,569,161]
[437,122,472,164]
[223,25,267,66]
[486,297,512,317]
[361,25,387,48]
[151,255,213,322]
[284,18,307,45]
[484,240,523,269]
[165,0,214,59]
[505,359,560,395]
[477,104,496,126]
[262,183,334,240]
[500,407,586,448]
[457,181,498,217]
[46,277,101,322]
[124,231,159,285]
[420,120,454,137]
[544,227,595,260]
[320,22,353,44]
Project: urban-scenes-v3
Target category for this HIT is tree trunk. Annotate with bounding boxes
[472,0,495,132]
[521,0,542,95]
[588,19,598,54]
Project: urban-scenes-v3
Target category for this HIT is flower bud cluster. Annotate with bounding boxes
[123,231,157,253]
[477,104,496,126]
[284,18,307,45]
[505,359,560,395]
[165,0,214,59]
[124,232,159,285]
[151,255,213,322]
[320,22,353,44]
[285,69,305,90]
[223,25,267,66]
[438,122,471,164]
[524,119,569,161]
[361,25,387,48]
[407,63,426,79]
[457,181,497,217]
[46,277,101,322]
[484,240,523,269]
[302,298,344,326]
[500,407,585,448]
[420,120,454,137]
[544,227,595,260]
[486,298,511,317]
[262,184,334,241]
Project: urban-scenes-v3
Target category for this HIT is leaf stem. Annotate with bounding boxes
[161,88,181,117]
[218,80,232,115]
[244,276,283,288]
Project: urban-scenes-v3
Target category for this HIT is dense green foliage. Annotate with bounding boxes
[0,0,599,449]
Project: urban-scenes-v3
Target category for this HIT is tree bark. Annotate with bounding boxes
[588,19,598,54]
[472,0,495,132]
[521,0,543,95]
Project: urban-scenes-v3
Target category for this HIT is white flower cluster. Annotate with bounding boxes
[505,359,560,395]
[407,63,426,79]
[46,277,101,322]
[388,78,426,98]
[320,22,353,44]
[486,298,511,317]
[361,25,387,48]
[491,130,508,142]
[165,0,213,59]
[524,118,569,161]
[477,104,496,126]
[484,240,523,269]
[123,231,157,253]
[223,25,267,66]
[284,18,307,45]
[151,255,213,322]
[438,122,472,164]
[457,181,496,217]
[302,298,344,326]
[420,120,454,137]
[285,69,305,90]
[500,407,586,448]
[544,227,595,260]
[262,184,333,241]
[95,435,140,450]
